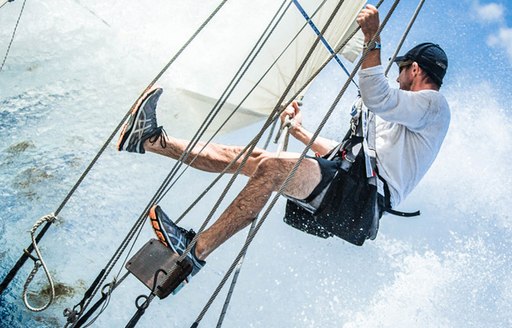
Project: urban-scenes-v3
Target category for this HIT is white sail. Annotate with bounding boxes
[165,0,365,136]
[0,0,11,8]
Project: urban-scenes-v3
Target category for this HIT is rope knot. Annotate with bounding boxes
[22,213,58,312]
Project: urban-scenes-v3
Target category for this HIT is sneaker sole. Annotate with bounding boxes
[149,206,205,278]
[149,206,191,292]
[149,205,174,251]
[116,87,161,152]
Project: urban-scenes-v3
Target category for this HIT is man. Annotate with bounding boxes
[117,5,450,279]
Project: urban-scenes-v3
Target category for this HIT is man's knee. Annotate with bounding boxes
[252,156,289,189]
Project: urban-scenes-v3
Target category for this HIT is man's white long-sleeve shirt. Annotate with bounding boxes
[358,65,450,206]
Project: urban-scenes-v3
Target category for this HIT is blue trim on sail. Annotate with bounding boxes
[292,0,358,87]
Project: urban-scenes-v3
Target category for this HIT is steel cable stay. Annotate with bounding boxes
[0,0,27,72]
[167,0,351,292]
[153,1,339,313]
[1,0,368,318]
[89,0,416,322]
[76,0,386,319]
[163,0,377,321]
[1,0,227,296]
[80,1,294,324]
[385,0,425,76]
[0,0,15,9]
[113,0,298,298]
[213,0,373,320]
[168,0,404,317]
[0,0,333,301]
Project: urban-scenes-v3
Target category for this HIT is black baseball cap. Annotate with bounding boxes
[394,42,448,86]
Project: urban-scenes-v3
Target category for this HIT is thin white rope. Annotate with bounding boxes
[0,0,27,72]
[22,214,57,312]
[275,115,293,157]
[385,0,426,76]
[0,0,14,10]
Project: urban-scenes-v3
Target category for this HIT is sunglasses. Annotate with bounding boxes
[398,60,413,73]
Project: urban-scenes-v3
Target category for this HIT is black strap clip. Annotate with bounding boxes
[381,176,421,218]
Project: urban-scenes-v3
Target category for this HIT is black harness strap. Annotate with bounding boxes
[381,178,420,217]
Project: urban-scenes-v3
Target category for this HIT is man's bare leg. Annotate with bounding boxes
[118,88,321,267]
[143,131,323,261]
[144,136,265,177]
[194,155,322,260]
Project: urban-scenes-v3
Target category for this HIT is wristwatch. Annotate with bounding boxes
[363,40,381,51]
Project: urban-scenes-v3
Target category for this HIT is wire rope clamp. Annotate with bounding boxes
[126,239,193,299]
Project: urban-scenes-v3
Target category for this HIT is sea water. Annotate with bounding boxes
[1,1,511,327]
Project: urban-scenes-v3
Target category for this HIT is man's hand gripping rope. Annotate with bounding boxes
[274,101,302,156]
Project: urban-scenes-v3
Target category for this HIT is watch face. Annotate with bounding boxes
[364,41,380,51]
[365,41,375,49]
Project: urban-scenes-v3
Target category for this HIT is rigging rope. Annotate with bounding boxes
[192,1,400,325]
[0,0,26,72]
[64,272,130,328]
[183,3,326,322]
[110,0,418,324]
[215,109,293,327]
[0,0,14,10]
[291,0,358,88]
[215,219,256,327]
[0,0,228,307]
[385,0,425,76]
[22,214,57,312]
[71,0,111,28]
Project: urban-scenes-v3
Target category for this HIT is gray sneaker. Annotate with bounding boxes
[117,87,163,153]
[149,205,205,277]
